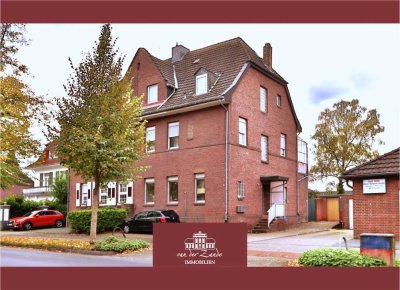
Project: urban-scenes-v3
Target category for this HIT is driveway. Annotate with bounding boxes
[247,222,400,266]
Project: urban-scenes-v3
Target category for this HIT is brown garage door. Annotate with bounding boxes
[327,198,339,221]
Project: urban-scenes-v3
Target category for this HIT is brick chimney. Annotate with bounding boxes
[172,43,190,63]
[263,43,272,69]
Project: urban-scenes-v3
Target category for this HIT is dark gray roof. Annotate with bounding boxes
[342,148,400,178]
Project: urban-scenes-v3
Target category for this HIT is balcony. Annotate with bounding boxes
[23,186,52,195]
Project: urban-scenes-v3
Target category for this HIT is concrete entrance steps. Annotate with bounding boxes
[250,217,286,233]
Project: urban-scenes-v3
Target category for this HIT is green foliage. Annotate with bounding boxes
[310,99,384,194]
[298,249,387,267]
[0,24,49,190]
[395,259,400,267]
[95,236,149,253]
[49,24,147,242]
[51,174,68,204]
[68,208,128,233]
[0,195,67,218]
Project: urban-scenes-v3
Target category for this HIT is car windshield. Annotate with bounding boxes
[23,212,34,217]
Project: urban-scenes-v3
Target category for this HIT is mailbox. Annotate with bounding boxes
[360,233,395,266]
[0,204,11,230]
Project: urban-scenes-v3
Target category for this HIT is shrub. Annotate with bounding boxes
[68,208,128,233]
[395,259,400,267]
[298,249,386,267]
[95,236,149,253]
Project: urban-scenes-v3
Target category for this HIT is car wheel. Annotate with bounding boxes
[55,220,63,228]
[123,225,130,233]
[23,222,32,231]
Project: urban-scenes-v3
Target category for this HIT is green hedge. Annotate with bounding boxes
[1,195,67,218]
[68,208,128,233]
[95,236,149,253]
[298,249,387,267]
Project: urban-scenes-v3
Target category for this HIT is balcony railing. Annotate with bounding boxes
[23,186,52,195]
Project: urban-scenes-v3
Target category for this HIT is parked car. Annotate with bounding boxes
[123,210,180,233]
[8,210,65,231]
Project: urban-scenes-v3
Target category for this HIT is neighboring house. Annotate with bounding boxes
[24,142,69,202]
[69,37,309,230]
[342,148,399,239]
[0,177,34,200]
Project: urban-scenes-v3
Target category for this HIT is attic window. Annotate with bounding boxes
[193,59,200,64]
[196,74,208,95]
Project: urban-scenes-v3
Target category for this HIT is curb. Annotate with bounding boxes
[1,245,118,256]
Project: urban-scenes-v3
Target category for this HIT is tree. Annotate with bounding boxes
[51,173,68,204]
[50,24,147,243]
[0,24,48,189]
[310,99,384,194]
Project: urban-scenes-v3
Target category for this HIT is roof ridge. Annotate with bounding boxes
[343,147,400,175]
[161,37,243,62]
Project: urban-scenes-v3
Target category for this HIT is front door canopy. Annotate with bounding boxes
[260,176,289,185]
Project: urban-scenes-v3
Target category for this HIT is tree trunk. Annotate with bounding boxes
[337,178,344,195]
[89,176,100,244]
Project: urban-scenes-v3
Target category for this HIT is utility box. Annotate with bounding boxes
[0,204,11,230]
[360,233,395,266]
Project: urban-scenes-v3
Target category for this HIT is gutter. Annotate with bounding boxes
[157,65,178,110]
[219,99,229,223]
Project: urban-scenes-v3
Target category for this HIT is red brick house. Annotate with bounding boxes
[342,148,399,239]
[69,37,309,230]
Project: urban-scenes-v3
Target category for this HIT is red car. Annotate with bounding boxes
[8,210,65,231]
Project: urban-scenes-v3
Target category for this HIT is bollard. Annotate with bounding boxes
[360,233,395,266]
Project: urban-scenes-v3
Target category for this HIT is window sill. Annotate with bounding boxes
[261,160,269,164]
[194,202,205,206]
[167,202,179,206]
[168,147,179,150]
[239,144,247,148]
[144,203,155,207]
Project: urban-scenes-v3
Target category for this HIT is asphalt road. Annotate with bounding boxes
[0,247,152,267]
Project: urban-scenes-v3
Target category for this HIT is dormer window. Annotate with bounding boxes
[147,84,158,104]
[49,150,57,159]
[196,74,208,95]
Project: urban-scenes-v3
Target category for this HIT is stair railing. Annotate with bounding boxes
[267,203,276,228]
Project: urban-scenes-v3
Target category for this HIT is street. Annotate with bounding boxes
[0,247,152,267]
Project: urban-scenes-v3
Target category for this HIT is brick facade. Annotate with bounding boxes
[67,38,308,229]
[351,176,399,239]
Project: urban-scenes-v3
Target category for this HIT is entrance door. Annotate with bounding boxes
[262,184,271,214]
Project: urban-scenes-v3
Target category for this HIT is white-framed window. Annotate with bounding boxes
[147,84,158,104]
[146,126,156,153]
[239,117,247,146]
[49,150,57,159]
[167,176,178,204]
[168,122,179,149]
[261,135,268,162]
[100,187,107,204]
[277,95,282,107]
[237,181,245,200]
[41,172,53,187]
[280,133,287,157]
[119,183,127,204]
[260,87,267,112]
[195,173,205,203]
[145,178,155,205]
[196,74,208,95]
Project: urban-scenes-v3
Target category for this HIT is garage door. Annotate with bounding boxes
[327,198,339,221]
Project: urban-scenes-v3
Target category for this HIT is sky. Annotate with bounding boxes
[17,24,400,190]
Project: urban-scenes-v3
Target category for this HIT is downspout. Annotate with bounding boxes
[296,133,299,216]
[219,100,229,222]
